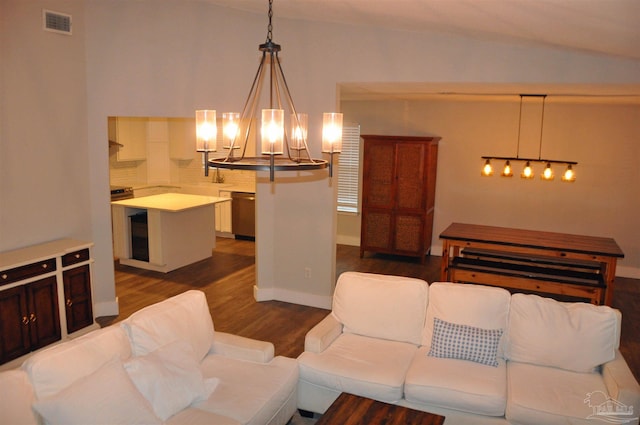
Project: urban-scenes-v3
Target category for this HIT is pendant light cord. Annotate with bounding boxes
[516,95,523,158]
[538,95,547,160]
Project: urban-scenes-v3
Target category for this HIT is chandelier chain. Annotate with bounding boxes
[266,0,274,43]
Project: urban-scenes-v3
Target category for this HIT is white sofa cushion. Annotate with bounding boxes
[22,325,131,400]
[196,355,298,425]
[124,340,219,420]
[428,317,503,367]
[32,359,161,425]
[297,332,418,403]
[122,290,215,362]
[405,346,507,416]
[506,293,620,372]
[332,272,429,345]
[506,361,609,425]
[422,282,511,357]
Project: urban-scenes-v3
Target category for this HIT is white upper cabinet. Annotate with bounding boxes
[168,118,196,160]
[108,117,147,161]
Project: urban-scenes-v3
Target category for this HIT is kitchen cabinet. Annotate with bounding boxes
[0,240,96,366]
[360,135,440,262]
[168,118,196,160]
[0,277,60,364]
[216,190,233,235]
[108,116,147,161]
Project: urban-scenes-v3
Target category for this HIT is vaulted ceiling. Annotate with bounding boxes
[206,0,640,60]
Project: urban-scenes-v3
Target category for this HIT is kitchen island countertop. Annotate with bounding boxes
[111,193,230,212]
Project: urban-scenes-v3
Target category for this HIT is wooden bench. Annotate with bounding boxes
[449,248,606,304]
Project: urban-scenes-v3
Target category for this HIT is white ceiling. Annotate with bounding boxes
[206,0,640,60]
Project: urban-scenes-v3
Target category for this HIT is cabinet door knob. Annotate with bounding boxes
[66,299,73,307]
[75,253,80,258]
[42,263,48,269]
[29,313,37,322]
[22,316,29,325]
[1,274,7,280]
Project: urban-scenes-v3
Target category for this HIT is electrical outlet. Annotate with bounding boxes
[304,267,311,279]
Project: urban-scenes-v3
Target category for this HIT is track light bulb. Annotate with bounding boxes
[541,162,554,181]
[562,164,576,182]
[501,160,513,177]
[481,159,493,176]
[521,161,534,179]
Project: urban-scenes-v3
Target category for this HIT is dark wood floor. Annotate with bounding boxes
[101,237,640,382]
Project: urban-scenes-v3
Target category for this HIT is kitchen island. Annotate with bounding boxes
[111,193,230,272]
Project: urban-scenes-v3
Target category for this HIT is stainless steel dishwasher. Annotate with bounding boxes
[231,191,255,239]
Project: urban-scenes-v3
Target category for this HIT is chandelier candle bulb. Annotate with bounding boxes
[222,112,241,150]
[261,109,284,154]
[322,112,344,153]
[291,113,308,150]
[196,109,217,177]
[195,110,217,152]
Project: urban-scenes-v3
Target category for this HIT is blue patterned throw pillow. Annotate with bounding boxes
[428,317,503,367]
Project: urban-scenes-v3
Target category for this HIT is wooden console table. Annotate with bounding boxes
[440,223,624,306]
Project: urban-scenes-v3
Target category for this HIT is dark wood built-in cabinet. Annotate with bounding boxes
[0,240,96,366]
[360,135,440,262]
[0,276,61,364]
[62,250,94,334]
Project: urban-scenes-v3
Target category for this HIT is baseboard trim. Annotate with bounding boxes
[254,285,332,310]
[94,298,119,318]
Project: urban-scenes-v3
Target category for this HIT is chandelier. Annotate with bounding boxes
[481,94,577,182]
[195,0,342,182]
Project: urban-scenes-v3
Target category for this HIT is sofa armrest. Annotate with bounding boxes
[602,350,640,413]
[304,314,343,354]
[209,332,275,363]
[0,369,39,425]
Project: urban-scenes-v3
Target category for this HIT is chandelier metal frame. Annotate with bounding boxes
[201,0,334,182]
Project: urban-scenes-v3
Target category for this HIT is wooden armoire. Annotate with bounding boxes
[359,135,440,262]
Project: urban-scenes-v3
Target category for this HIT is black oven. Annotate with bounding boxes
[110,186,133,201]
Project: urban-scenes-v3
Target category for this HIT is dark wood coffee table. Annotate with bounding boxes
[315,393,445,425]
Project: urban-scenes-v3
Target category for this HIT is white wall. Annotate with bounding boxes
[0,1,98,291]
[3,0,640,316]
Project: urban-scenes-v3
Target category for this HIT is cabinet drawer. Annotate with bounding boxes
[0,259,56,287]
[62,249,90,267]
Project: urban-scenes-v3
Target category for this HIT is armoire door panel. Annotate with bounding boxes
[394,214,424,253]
[396,143,427,210]
[362,211,393,250]
[363,143,395,208]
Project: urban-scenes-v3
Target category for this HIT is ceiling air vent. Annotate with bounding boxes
[43,9,72,35]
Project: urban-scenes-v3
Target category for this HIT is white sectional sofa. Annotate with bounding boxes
[298,272,640,425]
[0,290,298,425]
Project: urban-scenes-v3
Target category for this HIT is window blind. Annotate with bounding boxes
[337,124,361,213]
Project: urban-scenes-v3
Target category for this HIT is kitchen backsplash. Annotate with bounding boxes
[109,150,256,189]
